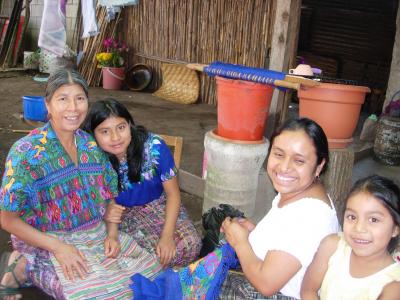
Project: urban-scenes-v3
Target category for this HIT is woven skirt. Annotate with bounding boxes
[120,195,202,267]
[219,271,300,300]
[12,220,161,300]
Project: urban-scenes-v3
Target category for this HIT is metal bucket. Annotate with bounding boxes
[373,116,400,166]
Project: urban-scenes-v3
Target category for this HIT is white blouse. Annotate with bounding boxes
[248,194,340,299]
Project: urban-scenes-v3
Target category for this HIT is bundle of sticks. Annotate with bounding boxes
[187,61,320,90]
[78,7,121,86]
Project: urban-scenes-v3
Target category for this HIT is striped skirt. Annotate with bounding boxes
[12,221,161,300]
[219,271,300,300]
[120,195,202,267]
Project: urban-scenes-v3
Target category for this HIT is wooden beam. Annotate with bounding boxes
[266,0,301,138]
[322,147,354,224]
[178,169,205,199]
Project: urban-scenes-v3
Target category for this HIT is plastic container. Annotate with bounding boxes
[102,67,125,90]
[216,77,273,141]
[203,130,269,217]
[23,96,48,122]
[298,83,370,148]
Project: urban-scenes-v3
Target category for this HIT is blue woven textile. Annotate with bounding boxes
[204,61,286,85]
[115,133,177,207]
[130,244,239,300]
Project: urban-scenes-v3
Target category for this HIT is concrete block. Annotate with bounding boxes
[31,4,43,17]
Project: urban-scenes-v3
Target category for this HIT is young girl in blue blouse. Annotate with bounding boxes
[82,98,201,268]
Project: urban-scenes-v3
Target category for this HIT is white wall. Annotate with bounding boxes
[2,0,80,51]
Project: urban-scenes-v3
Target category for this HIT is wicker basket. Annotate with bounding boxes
[153,63,199,104]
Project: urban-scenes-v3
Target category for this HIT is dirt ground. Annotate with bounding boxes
[0,71,217,298]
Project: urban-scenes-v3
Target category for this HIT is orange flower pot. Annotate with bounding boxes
[298,83,371,149]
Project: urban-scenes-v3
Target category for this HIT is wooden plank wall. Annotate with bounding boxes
[299,0,398,89]
[121,0,274,105]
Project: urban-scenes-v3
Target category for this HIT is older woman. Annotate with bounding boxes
[0,69,161,300]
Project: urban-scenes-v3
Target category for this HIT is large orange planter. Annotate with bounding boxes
[216,77,273,141]
[298,83,371,148]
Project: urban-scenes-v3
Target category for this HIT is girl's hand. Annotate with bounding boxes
[104,235,121,258]
[221,217,250,248]
[53,242,89,281]
[105,202,125,223]
[156,235,176,267]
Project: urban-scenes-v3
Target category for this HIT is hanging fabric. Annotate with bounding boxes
[98,0,139,6]
[81,0,99,38]
[38,0,67,57]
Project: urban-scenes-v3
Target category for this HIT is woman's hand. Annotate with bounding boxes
[105,201,125,223]
[53,242,89,281]
[104,235,121,258]
[156,235,176,267]
[221,217,250,248]
[236,218,256,232]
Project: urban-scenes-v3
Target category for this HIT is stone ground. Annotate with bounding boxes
[0,71,217,298]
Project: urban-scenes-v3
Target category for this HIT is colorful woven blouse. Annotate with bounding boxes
[0,123,118,232]
[116,133,177,207]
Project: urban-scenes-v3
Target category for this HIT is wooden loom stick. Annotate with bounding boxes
[187,63,319,89]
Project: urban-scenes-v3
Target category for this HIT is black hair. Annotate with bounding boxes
[81,98,148,189]
[345,175,400,253]
[269,118,329,174]
[45,69,89,102]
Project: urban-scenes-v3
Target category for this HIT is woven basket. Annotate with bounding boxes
[153,63,199,104]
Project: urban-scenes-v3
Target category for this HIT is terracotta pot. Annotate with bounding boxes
[298,83,371,149]
[102,67,125,90]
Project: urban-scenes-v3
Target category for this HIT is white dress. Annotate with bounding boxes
[248,194,340,299]
[320,233,400,300]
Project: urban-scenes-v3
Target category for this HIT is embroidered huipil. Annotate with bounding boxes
[0,123,118,232]
[116,133,177,207]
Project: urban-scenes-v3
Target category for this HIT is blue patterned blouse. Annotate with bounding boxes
[115,133,178,207]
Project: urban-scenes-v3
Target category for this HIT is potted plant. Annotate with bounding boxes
[96,38,128,90]
[23,48,40,70]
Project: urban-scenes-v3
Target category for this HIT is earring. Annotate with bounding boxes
[315,174,320,182]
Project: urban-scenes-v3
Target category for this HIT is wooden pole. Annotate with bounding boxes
[322,147,354,224]
[266,0,301,137]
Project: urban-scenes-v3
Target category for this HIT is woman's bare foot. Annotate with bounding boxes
[0,251,27,300]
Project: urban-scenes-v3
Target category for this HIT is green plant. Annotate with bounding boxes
[96,38,128,68]
[24,48,40,67]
